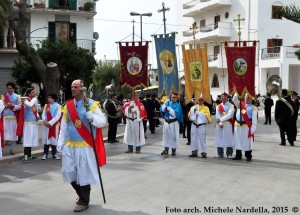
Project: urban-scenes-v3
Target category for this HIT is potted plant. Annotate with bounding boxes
[34,1,45,8]
[84,1,93,11]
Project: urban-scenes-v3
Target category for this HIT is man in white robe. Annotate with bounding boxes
[232,93,257,161]
[188,95,211,158]
[160,93,183,156]
[214,92,235,158]
[123,93,147,154]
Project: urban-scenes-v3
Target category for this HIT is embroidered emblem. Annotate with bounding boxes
[32,106,37,111]
[241,109,246,114]
[140,106,145,110]
[46,107,50,112]
[75,119,82,128]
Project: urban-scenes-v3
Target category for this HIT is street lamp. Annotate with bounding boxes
[130,12,152,41]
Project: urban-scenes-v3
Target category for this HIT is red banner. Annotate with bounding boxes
[225,41,256,98]
[119,42,149,89]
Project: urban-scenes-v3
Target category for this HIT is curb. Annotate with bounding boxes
[0,133,125,165]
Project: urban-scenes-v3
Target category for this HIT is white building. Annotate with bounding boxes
[0,0,97,93]
[178,0,300,99]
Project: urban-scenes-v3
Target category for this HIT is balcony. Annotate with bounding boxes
[183,0,232,17]
[28,37,96,53]
[207,53,227,68]
[0,35,17,53]
[197,22,231,40]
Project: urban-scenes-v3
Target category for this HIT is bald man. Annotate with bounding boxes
[57,80,107,212]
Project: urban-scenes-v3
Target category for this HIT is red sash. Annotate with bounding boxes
[240,102,254,140]
[3,94,19,120]
[46,104,57,139]
[66,99,106,167]
[16,98,38,137]
[218,103,234,132]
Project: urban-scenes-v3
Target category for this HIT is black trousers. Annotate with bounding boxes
[235,150,252,159]
[292,119,297,141]
[186,121,192,143]
[44,145,57,156]
[264,110,271,124]
[71,182,91,206]
[107,118,118,141]
[143,120,147,134]
[278,122,294,144]
[24,147,32,156]
[149,117,156,133]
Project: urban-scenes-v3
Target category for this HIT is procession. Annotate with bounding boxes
[1,0,300,215]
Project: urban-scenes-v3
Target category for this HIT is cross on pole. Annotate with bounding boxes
[158,2,170,34]
[190,22,198,40]
[131,19,136,41]
[233,14,245,42]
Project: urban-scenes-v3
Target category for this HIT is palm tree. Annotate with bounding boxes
[0,0,11,27]
[277,4,300,24]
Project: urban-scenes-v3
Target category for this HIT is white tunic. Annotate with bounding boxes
[123,103,145,147]
[232,94,257,151]
[22,98,39,147]
[42,103,62,146]
[57,101,106,186]
[214,102,235,148]
[189,106,210,152]
[0,100,4,158]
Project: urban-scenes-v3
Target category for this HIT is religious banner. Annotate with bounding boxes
[182,43,211,104]
[153,33,179,97]
[224,41,257,98]
[119,42,149,89]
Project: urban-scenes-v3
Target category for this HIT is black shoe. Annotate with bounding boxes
[113,140,119,143]
[290,142,295,146]
[145,136,148,139]
[171,152,176,156]
[161,150,168,155]
[151,131,155,134]
[186,142,190,145]
[279,143,286,146]
[246,158,252,162]
[232,157,242,160]
[183,135,187,138]
[9,150,15,155]
[189,153,198,157]
[108,141,114,143]
[201,153,207,158]
[263,123,267,125]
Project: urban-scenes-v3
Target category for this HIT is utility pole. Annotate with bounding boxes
[158,2,170,34]
[131,19,136,41]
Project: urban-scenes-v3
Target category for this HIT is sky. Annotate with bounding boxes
[94,0,179,68]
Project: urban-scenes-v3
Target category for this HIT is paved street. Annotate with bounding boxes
[0,112,300,215]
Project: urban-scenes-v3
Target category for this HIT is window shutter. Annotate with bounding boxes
[69,0,77,10]
[69,23,77,43]
[49,0,56,8]
[48,22,55,42]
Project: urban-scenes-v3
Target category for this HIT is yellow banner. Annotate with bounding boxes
[182,43,211,104]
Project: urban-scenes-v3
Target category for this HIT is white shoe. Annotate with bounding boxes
[42,155,47,160]
[227,155,233,159]
[53,155,60,160]
[214,155,223,158]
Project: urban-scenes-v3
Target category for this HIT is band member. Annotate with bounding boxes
[290,91,299,141]
[214,92,235,158]
[107,93,122,143]
[17,88,40,163]
[1,81,21,155]
[263,92,274,125]
[160,92,183,156]
[42,93,62,160]
[123,92,147,153]
[57,80,107,212]
[232,93,257,161]
[188,94,211,158]
[275,89,295,146]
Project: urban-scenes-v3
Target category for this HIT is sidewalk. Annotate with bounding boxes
[0,123,126,164]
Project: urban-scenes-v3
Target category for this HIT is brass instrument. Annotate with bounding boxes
[102,79,123,119]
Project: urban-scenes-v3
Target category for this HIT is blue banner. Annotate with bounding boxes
[154,33,179,97]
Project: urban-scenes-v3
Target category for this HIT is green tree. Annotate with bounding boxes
[93,60,131,101]
[0,0,11,27]
[12,40,97,104]
[277,4,300,61]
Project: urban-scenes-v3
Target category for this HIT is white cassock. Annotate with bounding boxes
[232,94,257,151]
[189,105,210,153]
[123,103,145,147]
[214,102,235,148]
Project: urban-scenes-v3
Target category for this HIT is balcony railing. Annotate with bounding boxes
[183,0,198,9]
[261,46,300,60]
[200,23,218,33]
[208,54,218,62]
[27,37,95,53]
[0,36,16,49]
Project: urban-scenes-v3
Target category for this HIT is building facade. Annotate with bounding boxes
[178,0,300,99]
[0,0,97,93]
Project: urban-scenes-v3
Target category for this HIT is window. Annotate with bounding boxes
[48,22,76,43]
[267,38,282,53]
[200,19,206,28]
[213,45,220,60]
[272,5,283,19]
[214,15,220,29]
[211,74,219,88]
